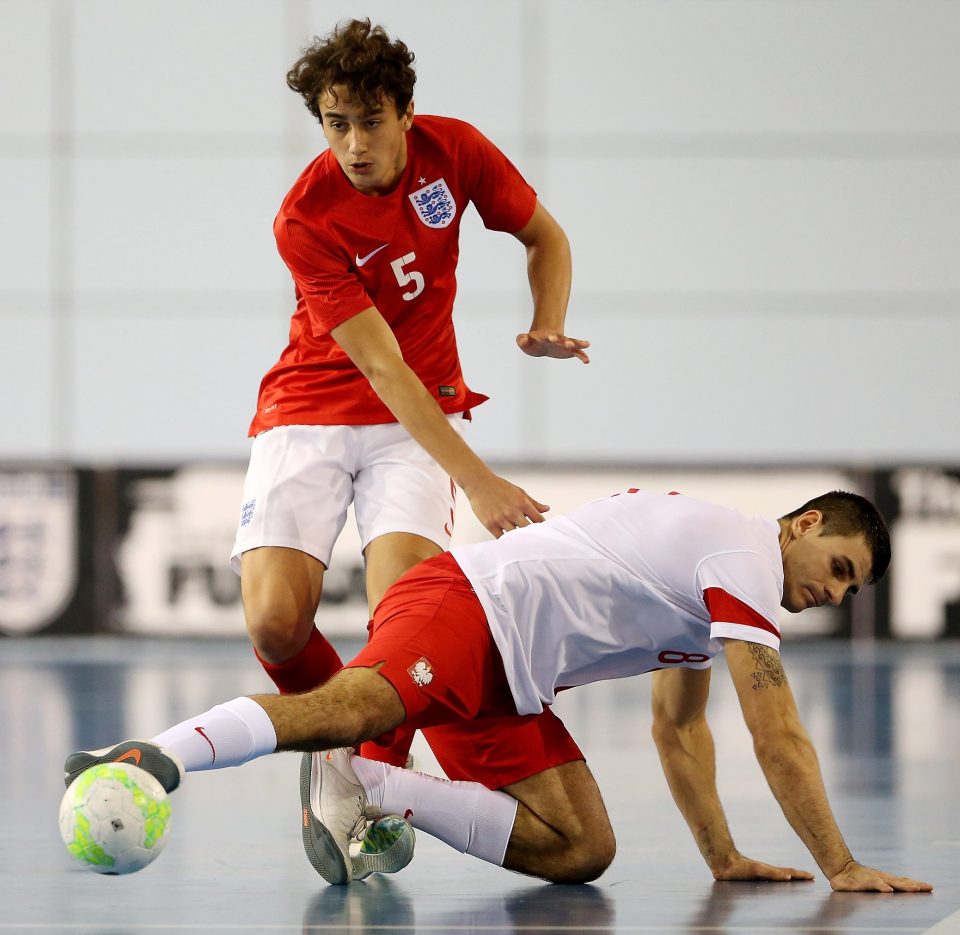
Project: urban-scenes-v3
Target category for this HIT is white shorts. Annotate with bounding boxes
[229,418,467,573]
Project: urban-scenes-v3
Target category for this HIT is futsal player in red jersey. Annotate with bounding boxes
[227,19,588,873]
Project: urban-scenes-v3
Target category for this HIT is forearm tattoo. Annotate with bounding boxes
[747,642,786,690]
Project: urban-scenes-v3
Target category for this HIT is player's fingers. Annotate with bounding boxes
[890,877,933,892]
[837,877,894,893]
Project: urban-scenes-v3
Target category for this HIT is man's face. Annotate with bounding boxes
[780,514,873,613]
[319,86,413,195]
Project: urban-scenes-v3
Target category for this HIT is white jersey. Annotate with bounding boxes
[450,489,784,716]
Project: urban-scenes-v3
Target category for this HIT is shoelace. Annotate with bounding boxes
[348,799,367,841]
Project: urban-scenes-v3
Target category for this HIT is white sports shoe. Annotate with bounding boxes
[299,749,416,885]
[300,749,367,884]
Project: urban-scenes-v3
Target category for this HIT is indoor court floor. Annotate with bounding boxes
[2,636,959,934]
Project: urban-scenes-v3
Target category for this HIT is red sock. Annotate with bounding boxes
[255,627,343,694]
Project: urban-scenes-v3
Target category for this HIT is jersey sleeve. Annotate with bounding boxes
[697,551,782,651]
[274,215,374,336]
[458,122,537,233]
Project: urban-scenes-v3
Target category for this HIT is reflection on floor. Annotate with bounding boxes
[2,637,959,933]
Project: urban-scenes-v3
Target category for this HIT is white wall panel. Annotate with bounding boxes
[544,0,960,134]
[72,156,290,293]
[549,157,960,293]
[0,157,54,291]
[455,203,533,294]
[445,294,533,460]
[0,311,57,455]
[0,0,55,135]
[72,0,292,135]
[533,310,960,462]
[70,306,285,459]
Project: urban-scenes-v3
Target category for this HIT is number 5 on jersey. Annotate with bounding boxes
[391,253,424,301]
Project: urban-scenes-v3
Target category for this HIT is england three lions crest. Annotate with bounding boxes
[408,178,457,229]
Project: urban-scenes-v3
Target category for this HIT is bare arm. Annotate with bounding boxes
[330,307,549,537]
[512,201,590,364]
[723,639,932,892]
[651,666,813,883]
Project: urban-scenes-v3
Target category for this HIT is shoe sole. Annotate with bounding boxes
[299,751,350,885]
[352,816,416,880]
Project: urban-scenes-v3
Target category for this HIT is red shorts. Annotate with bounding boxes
[346,552,583,789]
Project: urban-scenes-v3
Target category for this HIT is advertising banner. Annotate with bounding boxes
[5,462,957,641]
[877,467,960,639]
[0,467,99,636]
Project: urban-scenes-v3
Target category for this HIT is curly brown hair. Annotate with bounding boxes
[286,18,416,123]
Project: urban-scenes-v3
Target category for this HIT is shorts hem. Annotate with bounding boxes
[359,523,451,554]
[229,539,331,576]
[483,756,587,791]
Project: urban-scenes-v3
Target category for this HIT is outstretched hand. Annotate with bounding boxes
[516,330,590,364]
[462,472,550,538]
[829,861,933,893]
[713,854,815,883]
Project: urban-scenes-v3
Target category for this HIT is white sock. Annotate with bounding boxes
[352,756,518,866]
[150,697,277,772]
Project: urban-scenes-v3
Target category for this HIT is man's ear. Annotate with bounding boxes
[401,100,415,130]
[794,509,824,536]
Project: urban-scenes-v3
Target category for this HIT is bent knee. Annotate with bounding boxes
[546,829,616,884]
[244,607,313,662]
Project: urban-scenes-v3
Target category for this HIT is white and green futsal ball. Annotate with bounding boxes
[59,762,172,874]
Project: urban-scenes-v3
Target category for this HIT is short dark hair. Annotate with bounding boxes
[781,490,891,583]
[286,19,416,123]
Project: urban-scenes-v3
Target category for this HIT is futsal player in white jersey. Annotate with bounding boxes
[65,489,932,893]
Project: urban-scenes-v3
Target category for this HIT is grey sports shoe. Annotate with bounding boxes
[64,740,185,793]
[300,750,415,884]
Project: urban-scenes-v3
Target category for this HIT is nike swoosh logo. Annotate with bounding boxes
[195,726,216,764]
[115,749,142,767]
[355,243,389,267]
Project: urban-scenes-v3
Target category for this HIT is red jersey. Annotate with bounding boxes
[249,116,538,434]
